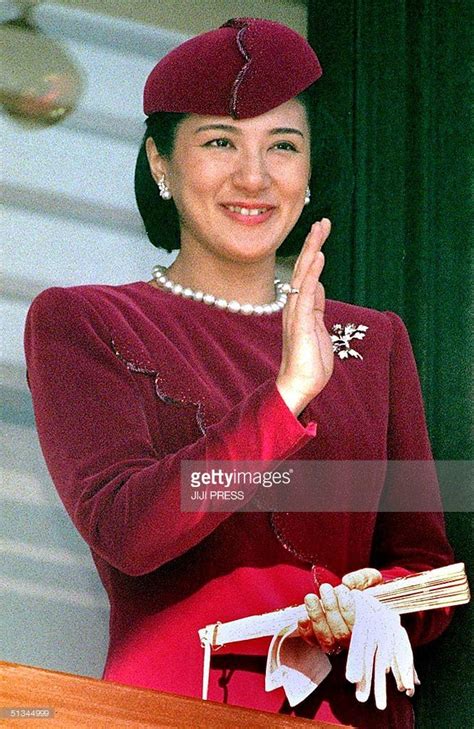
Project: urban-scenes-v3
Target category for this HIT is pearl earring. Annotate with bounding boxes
[158,175,172,200]
[304,185,311,206]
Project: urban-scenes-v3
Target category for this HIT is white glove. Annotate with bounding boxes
[265,623,332,707]
[345,591,419,710]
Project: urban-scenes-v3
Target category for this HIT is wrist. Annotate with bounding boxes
[275,378,307,417]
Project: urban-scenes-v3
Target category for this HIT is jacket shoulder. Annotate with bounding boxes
[325,298,403,333]
[325,299,409,360]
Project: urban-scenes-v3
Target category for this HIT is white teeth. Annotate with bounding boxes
[227,205,268,216]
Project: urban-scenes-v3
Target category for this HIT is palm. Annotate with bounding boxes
[278,220,334,409]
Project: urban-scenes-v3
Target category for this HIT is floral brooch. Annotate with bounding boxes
[330,323,368,360]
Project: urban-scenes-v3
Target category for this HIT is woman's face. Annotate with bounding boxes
[148,98,311,264]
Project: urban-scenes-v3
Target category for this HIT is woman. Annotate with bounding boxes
[24,18,454,728]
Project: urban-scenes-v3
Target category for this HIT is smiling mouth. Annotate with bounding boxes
[224,204,272,216]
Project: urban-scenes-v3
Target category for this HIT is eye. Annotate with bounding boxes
[272,141,299,152]
[203,138,234,149]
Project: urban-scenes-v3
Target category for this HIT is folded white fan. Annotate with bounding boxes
[198,562,469,705]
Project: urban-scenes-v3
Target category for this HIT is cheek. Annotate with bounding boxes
[173,164,225,228]
[272,159,310,198]
[174,152,227,197]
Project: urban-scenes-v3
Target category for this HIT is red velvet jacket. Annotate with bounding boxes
[24,281,454,728]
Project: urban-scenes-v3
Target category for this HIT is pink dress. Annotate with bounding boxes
[24,281,454,728]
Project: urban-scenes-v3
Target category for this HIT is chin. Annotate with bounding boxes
[218,239,280,262]
[216,228,286,258]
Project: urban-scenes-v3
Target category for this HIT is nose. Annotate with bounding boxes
[231,150,271,193]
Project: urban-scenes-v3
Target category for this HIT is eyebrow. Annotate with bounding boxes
[194,123,305,138]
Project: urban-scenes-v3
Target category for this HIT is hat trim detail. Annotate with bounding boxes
[227,20,252,119]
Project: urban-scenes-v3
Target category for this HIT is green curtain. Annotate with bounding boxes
[307,1,472,727]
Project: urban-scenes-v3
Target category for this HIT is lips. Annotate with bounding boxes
[220,202,276,225]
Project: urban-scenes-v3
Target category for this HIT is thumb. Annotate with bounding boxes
[342,568,383,591]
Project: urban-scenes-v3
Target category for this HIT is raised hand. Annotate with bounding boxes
[276,218,334,416]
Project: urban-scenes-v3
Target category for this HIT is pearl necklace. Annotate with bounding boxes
[151,265,289,315]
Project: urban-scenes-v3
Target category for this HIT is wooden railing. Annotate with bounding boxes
[0,661,351,728]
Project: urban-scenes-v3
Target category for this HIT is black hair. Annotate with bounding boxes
[134,85,352,257]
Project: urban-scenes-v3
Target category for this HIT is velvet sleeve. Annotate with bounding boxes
[371,311,454,646]
[24,287,317,577]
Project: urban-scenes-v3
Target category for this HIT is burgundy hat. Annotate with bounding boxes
[143,17,322,120]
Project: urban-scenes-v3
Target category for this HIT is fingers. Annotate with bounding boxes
[303,584,353,653]
[292,219,331,290]
[304,593,333,651]
[342,568,383,591]
[353,607,376,702]
[391,649,417,695]
[392,655,416,697]
[291,253,326,332]
[373,651,388,710]
[319,584,351,646]
[392,626,415,695]
[334,584,356,630]
[282,252,326,349]
[283,218,330,341]
[282,217,330,329]
[297,618,319,646]
[355,638,375,704]
[391,648,405,692]
[345,592,372,684]
[373,618,393,710]
[281,248,325,334]
[304,593,338,653]
[346,591,419,710]
[313,277,326,323]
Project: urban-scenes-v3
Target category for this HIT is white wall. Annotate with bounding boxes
[0,3,184,677]
[2,2,184,372]
[53,0,308,36]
